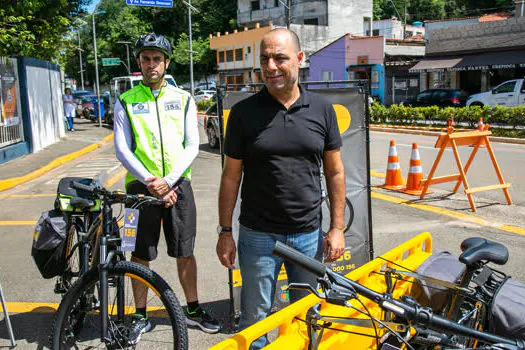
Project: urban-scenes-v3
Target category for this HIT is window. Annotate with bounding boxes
[274,0,279,7]
[494,81,516,94]
[357,56,368,64]
[304,17,319,25]
[416,91,433,102]
[373,29,380,36]
[226,50,234,62]
[247,46,251,54]
[235,48,243,61]
[251,0,260,10]
[219,51,225,63]
[521,80,525,93]
[322,70,333,81]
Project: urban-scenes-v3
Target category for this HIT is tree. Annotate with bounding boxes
[171,33,216,84]
[0,0,92,63]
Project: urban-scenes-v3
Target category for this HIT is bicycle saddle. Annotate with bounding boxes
[70,197,95,209]
[459,237,508,266]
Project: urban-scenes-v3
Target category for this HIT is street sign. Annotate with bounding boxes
[126,0,173,8]
[102,58,121,66]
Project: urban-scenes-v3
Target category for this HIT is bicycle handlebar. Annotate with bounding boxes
[71,181,167,207]
[272,241,523,348]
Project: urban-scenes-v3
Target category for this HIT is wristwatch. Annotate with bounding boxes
[217,225,233,235]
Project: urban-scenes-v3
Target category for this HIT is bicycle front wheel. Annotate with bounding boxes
[52,261,188,349]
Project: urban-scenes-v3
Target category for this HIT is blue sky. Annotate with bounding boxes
[87,0,101,13]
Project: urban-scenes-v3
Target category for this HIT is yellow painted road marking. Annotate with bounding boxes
[371,191,525,236]
[371,170,385,178]
[0,193,55,199]
[0,221,36,226]
[104,166,126,188]
[0,302,58,313]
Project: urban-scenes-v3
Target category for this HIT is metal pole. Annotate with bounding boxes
[0,280,16,347]
[188,0,194,96]
[93,13,102,127]
[126,44,131,75]
[403,0,407,39]
[78,30,84,89]
[287,0,291,28]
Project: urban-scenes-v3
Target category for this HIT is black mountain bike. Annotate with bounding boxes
[272,241,525,350]
[51,178,188,349]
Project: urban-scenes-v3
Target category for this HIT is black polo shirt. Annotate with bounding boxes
[224,85,342,234]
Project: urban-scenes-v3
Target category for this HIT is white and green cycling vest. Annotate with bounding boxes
[120,83,191,186]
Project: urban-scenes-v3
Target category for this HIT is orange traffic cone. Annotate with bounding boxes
[401,143,433,195]
[477,117,484,131]
[381,140,405,190]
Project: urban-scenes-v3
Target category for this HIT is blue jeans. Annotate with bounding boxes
[238,224,323,349]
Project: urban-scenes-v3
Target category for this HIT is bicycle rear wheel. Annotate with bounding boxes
[51,261,188,349]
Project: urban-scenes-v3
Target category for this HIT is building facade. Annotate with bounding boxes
[307,35,424,104]
[373,18,425,39]
[411,6,525,95]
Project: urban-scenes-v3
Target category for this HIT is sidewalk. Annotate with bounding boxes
[0,118,113,191]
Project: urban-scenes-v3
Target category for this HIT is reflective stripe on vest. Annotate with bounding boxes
[120,83,192,186]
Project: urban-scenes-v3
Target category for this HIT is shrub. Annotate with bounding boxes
[196,99,214,111]
[369,104,525,129]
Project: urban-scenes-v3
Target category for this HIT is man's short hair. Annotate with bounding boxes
[262,28,301,52]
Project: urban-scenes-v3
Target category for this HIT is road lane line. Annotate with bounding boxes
[0,193,55,199]
[104,167,126,188]
[0,302,58,313]
[371,191,525,236]
[0,221,36,226]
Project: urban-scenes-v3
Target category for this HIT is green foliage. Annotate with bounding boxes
[196,98,214,111]
[369,105,525,133]
[373,0,515,22]
[0,0,92,62]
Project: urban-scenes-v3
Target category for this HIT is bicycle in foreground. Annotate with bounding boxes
[50,178,188,349]
[272,240,525,350]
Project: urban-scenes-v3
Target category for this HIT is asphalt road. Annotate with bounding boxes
[0,127,524,348]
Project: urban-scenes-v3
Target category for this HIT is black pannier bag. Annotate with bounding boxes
[411,250,466,313]
[490,277,525,340]
[31,209,68,279]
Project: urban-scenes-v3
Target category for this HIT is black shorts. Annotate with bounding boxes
[126,179,197,261]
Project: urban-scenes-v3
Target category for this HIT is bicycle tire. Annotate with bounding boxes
[321,196,355,235]
[51,261,188,349]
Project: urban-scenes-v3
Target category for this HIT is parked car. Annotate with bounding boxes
[467,79,525,107]
[204,103,220,149]
[72,90,94,117]
[196,82,216,90]
[403,89,468,108]
[78,94,96,119]
[194,89,215,103]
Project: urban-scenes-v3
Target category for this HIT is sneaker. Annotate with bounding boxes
[185,307,221,334]
[127,314,152,345]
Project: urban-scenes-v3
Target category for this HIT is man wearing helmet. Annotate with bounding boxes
[114,33,220,343]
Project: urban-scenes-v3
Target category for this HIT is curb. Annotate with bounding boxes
[371,126,525,145]
[0,133,115,192]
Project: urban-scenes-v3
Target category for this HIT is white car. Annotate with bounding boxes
[467,79,525,107]
[194,90,215,103]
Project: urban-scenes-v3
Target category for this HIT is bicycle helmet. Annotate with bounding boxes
[134,33,172,58]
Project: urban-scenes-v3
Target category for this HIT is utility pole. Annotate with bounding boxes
[403,0,407,39]
[287,0,291,28]
[77,30,84,89]
[184,0,198,96]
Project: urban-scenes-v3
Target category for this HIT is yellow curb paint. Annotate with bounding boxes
[0,193,55,199]
[371,191,525,236]
[0,302,59,313]
[0,221,36,226]
[0,133,114,192]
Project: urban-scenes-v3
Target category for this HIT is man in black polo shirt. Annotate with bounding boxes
[216,28,346,348]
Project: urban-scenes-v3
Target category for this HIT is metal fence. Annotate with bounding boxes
[0,57,24,148]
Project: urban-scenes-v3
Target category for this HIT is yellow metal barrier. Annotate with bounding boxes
[211,232,433,350]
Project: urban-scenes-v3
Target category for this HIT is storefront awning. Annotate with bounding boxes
[409,57,463,72]
[409,50,525,73]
